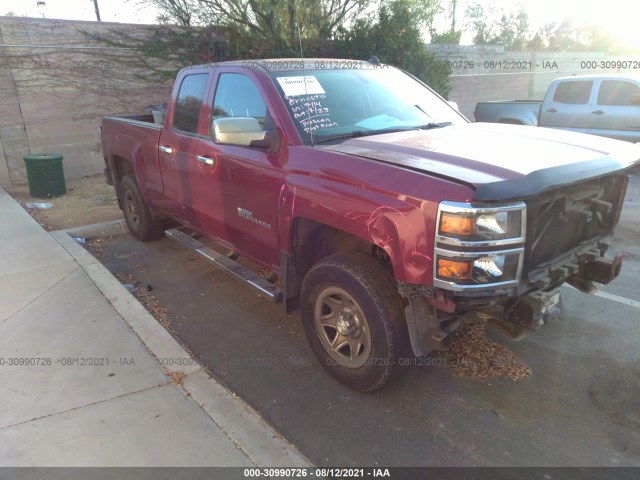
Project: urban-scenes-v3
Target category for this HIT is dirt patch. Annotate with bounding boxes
[83,236,114,261]
[132,284,171,329]
[6,174,122,231]
[86,239,169,327]
[107,265,171,329]
[439,321,533,382]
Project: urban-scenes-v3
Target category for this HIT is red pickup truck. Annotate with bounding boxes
[101,59,640,391]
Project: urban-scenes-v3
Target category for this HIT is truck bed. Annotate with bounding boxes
[104,113,160,127]
[474,100,541,125]
[101,114,163,199]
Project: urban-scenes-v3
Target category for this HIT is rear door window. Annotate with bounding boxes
[172,73,209,133]
[552,81,593,104]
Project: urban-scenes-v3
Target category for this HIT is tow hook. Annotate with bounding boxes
[487,288,563,341]
[570,254,623,286]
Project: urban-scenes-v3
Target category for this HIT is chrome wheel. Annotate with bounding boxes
[313,286,371,368]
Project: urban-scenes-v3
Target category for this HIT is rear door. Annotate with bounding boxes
[539,79,593,132]
[158,70,220,230]
[587,78,640,141]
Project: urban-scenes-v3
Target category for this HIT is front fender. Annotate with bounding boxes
[278,174,438,285]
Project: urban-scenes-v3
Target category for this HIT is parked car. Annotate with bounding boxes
[475,74,640,142]
[101,60,640,391]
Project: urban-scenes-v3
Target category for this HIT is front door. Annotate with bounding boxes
[540,79,593,133]
[203,72,284,268]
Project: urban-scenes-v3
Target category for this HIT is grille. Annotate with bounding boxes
[523,174,627,273]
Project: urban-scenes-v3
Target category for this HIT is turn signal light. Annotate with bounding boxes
[437,258,473,280]
[440,213,475,236]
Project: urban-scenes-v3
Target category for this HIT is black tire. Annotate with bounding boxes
[300,252,410,392]
[120,174,164,241]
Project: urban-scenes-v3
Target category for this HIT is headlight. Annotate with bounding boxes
[474,255,505,278]
[434,201,526,292]
[439,209,522,241]
[437,258,473,280]
[435,253,520,285]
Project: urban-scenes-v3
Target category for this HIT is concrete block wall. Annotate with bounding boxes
[0,16,176,187]
[0,24,30,187]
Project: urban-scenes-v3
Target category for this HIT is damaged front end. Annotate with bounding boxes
[401,173,627,356]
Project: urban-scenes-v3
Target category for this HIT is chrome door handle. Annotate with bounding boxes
[546,108,557,113]
[159,145,173,154]
[591,110,605,115]
[197,155,215,166]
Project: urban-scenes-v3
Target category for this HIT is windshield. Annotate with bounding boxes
[271,67,465,144]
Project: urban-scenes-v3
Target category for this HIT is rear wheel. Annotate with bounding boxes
[120,174,164,241]
[300,252,410,392]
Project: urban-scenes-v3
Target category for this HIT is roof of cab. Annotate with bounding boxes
[186,58,386,73]
[552,73,640,82]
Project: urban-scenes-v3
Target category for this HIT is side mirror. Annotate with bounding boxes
[447,100,459,111]
[212,117,269,148]
[631,94,640,105]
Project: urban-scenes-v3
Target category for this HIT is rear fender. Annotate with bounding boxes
[499,111,537,126]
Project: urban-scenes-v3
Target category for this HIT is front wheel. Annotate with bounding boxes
[120,174,164,241]
[300,253,410,392]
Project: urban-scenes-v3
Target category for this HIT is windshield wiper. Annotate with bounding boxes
[314,123,452,144]
[314,130,369,144]
[315,126,415,144]
[417,122,452,129]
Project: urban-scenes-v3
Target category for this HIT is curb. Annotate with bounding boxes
[51,220,311,467]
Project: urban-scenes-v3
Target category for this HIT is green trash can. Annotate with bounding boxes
[23,153,66,198]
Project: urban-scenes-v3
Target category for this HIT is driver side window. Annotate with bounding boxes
[212,74,269,128]
[211,73,277,149]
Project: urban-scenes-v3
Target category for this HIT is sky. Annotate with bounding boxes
[443,0,638,48]
[1,0,638,49]
[1,0,160,24]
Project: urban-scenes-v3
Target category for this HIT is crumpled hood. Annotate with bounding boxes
[320,122,640,201]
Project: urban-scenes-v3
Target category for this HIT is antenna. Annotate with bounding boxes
[294,0,305,62]
[293,0,314,144]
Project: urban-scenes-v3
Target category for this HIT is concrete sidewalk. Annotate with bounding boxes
[0,187,309,467]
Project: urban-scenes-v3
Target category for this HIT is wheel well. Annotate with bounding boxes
[283,218,391,312]
[111,156,134,209]
[113,155,134,184]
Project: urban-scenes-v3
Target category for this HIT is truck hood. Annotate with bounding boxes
[320,122,640,201]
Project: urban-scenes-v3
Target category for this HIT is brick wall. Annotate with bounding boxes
[0,16,176,187]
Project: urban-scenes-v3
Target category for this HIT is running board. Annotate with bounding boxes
[165,228,283,303]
